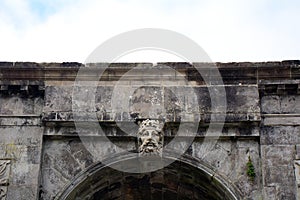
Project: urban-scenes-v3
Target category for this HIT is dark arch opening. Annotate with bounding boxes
[56,155,241,200]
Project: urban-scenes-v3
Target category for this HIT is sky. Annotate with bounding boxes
[0,0,300,63]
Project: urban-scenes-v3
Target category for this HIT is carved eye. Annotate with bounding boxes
[153,131,159,136]
[142,131,149,136]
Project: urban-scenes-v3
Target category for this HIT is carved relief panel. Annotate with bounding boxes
[0,160,11,200]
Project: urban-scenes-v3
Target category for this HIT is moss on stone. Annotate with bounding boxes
[247,156,256,181]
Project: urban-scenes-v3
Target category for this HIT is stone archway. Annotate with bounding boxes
[56,155,242,200]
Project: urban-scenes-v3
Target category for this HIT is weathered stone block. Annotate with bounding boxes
[258,65,290,80]
[264,116,300,126]
[44,86,73,112]
[263,186,276,200]
[0,96,43,115]
[264,165,295,185]
[6,186,37,200]
[262,145,295,166]
[192,138,260,198]
[261,95,280,114]
[261,126,300,145]
[11,163,40,185]
[276,186,296,200]
[261,95,300,114]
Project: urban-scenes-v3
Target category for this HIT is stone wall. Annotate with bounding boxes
[0,84,44,199]
[0,61,299,199]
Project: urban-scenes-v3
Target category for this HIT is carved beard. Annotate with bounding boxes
[139,139,162,155]
[0,188,6,198]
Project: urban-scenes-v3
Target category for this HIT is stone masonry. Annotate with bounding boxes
[0,61,299,199]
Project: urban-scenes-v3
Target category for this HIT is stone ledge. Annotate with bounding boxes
[0,61,298,85]
[263,114,300,126]
[1,60,299,68]
[259,83,300,95]
[41,112,261,126]
[0,62,84,68]
[42,121,259,138]
[0,115,41,126]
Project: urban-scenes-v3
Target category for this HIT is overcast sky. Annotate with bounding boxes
[0,0,299,63]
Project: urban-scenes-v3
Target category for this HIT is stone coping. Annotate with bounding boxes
[0,61,298,84]
[0,60,299,68]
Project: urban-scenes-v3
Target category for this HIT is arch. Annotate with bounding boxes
[56,154,242,200]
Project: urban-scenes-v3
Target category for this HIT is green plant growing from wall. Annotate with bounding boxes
[246,156,256,181]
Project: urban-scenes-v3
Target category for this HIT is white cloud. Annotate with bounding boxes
[0,0,299,62]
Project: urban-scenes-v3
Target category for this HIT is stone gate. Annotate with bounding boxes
[0,61,299,199]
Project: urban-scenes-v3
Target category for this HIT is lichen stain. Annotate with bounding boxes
[5,143,26,159]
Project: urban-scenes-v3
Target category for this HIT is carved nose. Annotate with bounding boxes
[145,138,154,143]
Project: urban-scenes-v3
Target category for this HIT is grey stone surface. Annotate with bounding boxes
[264,116,300,126]
[261,126,300,145]
[0,127,43,200]
[261,144,297,199]
[0,96,43,115]
[0,62,299,199]
[261,95,300,114]
[40,139,92,199]
[193,139,261,199]
[44,86,73,112]
[6,185,37,200]
[44,85,260,123]
[260,88,299,199]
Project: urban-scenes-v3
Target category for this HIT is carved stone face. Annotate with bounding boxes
[137,119,163,156]
[139,128,161,153]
